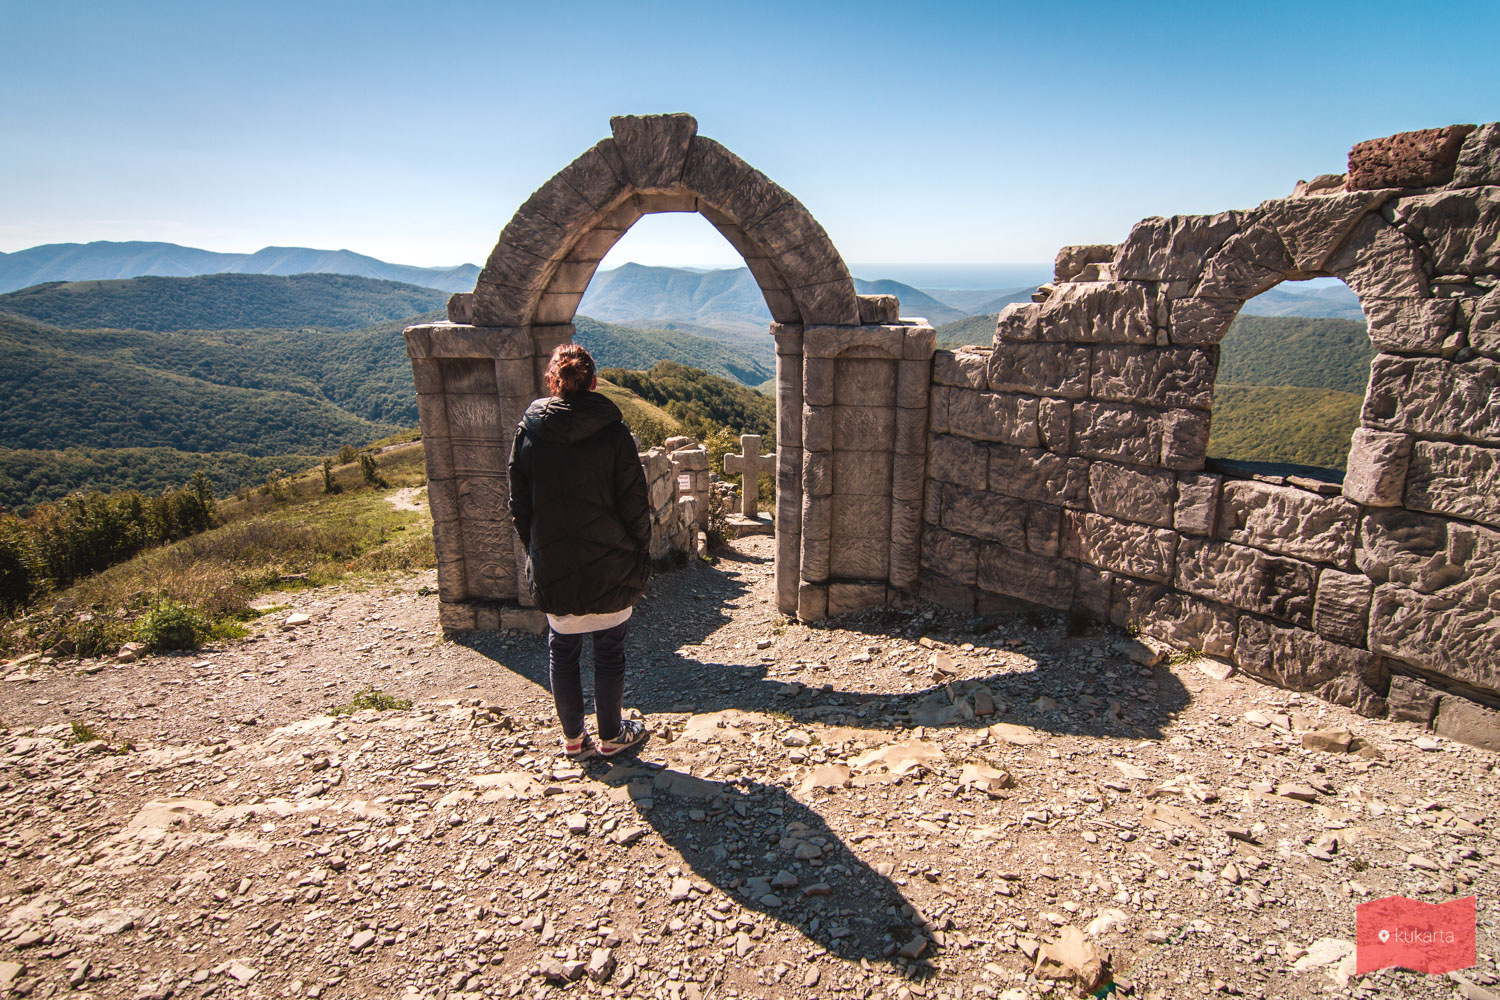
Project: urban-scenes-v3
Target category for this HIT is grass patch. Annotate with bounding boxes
[329,686,412,716]
[66,720,133,753]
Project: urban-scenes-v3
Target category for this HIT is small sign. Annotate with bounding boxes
[1357,895,1475,974]
[678,474,692,493]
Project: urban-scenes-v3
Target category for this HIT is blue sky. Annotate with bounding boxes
[2,0,1496,282]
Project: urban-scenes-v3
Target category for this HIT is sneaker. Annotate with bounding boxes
[598,719,649,759]
[562,732,595,761]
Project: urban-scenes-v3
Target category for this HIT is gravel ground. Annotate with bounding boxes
[1,535,1496,1000]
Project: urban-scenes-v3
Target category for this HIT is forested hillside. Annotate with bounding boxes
[573,316,772,386]
[0,273,448,332]
[601,362,776,442]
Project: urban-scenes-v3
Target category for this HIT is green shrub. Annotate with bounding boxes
[135,600,210,651]
[358,453,386,488]
[337,444,359,465]
[329,686,411,716]
[322,458,342,494]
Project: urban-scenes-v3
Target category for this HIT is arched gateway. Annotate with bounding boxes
[406,114,937,632]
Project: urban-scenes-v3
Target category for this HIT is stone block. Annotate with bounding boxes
[903,325,936,360]
[445,393,503,440]
[1030,281,1154,344]
[831,494,890,539]
[420,434,455,482]
[1357,508,1500,612]
[1313,569,1373,647]
[1111,579,1238,659]
[1387,187,1500,274]
[1472,287,1500,359]
[977,543,1076,610]
[1038,397,1071,453]
[921,526,979,584]
[986,343,1090,398]
[798,582,828,621]
[404,325,434,359]
[1217,480,1358,567]
[427,479,461,525]
[1234,616,1388,717]
[1452,122,1500,187]
[803,405,832,453]
[683,136,753,217]
[803,357,835,407]
[1195,222,1295,302]
[803,450,832,497]
[1168,297,1241,346]
[1089,461,1175,527]
[897,359,930,409]
[827,582,887,616]
[1113,212,1242,283]
[1072,564,1113,623]
[439,601,477,632]
[1343,428,1413,507]
[1174,473,1222,536]
[451,442,508,478]
[609,113,696,191]
[894,406,927,456]
[927,434,987,490]
[1323,212,1428,301]
[989,445,1091,508]
[1162,409,1211,471]
[801,494,831,541]
[1362,298,1458,354]
[829,537,889,579]
[1063,511,1177,583]
[1347,125,1475,190]
[995,302,1039,343]
[941,485,1032,550]
[1071,402,1163,466]
[1386,674,1442,726]
[833,406,895,450]
[1261,190,1392,273]
[927,386,950,436]
[858,294,901,324]
[1404,439,1500,528]
[801,534,830,582]
[933,349,989,389]
[416,394,450,439]
[891,452,925,503]
[920,573,976,613]
[834,357,896,405]
[1434,696,1500,752]
[501,608,547,634]
[789,279,863,327]
[474,605,502,632]
[410,358,443,395]
[1369,584,1500,695]
[890,499,923,582]
[776,526,801,615]
[462,523,515,601]
[832,450,890,496]
[1027,503,1062,556]
[947,390,1040,448]
[1175,537,1316,628]
[1090,345,1216,409]
[1055,244,1116,283]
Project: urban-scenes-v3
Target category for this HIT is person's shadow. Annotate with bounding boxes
[583,758,929,971]
[454,542,1193,970]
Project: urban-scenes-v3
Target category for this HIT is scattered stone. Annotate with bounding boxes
[1302,728,1354,753]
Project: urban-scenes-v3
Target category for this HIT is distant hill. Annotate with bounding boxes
[573,316,772,387]
[1237,281,1364,321]
[0,240,480,295]
[1218,314,1374,395]
[601,361,776,442]
[0,273,448,332]
[1207,385,1363,471]
[935,313,999,348]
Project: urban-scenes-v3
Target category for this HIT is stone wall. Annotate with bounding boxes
[919,123,1500,743]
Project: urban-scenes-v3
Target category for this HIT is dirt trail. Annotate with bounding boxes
[1,536,1496,999]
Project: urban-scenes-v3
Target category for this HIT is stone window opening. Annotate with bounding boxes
[1204,276,1372,496]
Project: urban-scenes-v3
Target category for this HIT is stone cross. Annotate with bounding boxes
[723,434,776,518]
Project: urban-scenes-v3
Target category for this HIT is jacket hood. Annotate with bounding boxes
[521,391,625,446]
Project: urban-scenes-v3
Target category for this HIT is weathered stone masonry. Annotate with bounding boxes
[407,117,1498,746]
[919,123,1500,745]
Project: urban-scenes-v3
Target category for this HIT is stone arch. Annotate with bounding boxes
[465,113,860,330]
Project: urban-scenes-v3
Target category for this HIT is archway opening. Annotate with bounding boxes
[1206,276,1372,487]
[566,210,778,518]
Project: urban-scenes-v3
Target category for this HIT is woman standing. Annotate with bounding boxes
[508,344,652,760]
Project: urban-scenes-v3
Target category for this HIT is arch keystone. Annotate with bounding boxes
[609,113,698,192]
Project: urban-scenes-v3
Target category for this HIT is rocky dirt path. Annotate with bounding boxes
[1,536,1497,1000]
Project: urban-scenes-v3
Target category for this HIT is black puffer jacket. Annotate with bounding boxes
[507,391,651,616]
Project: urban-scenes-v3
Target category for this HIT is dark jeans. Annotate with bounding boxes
[547,621,628,742]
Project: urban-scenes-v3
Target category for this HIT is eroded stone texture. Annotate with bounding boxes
[947,390,1040,447]
[1452,122,1500,187]
[988,446,1091,508]
[1195,222,1296,302]
[1161,409,1211,471]
[1174,473,1222,536]
[942,485,1054,554]
[1071,402,1163,465]
[1362,298,1458,354]
[1262,191,1391,273]
[1343,428,1413,507]
[1235,617,1388,717]
[1434,697,1500,752]
[1111,579,1237,659]
[1055,244,1116,282]
[1217,481,1358,567]
[1113,213,1241,283]
[998,283,1152,344]
[1090,346,1216,410]
[977,544,1075,610]
[1088,461,1174,527]
[1346,125,1475,190]
[1175,538,1316,628]
[1323,212,1428,301]
[987,344,1090,397]
[1313,570,1373,647]
[1387,187,1500,275]
[1362,355,1500,445]
[1168,297,1240,346]
[1404,439,1500,528]
[1062,512,1177,584]
[1472,287,1500,358]
[1369,584,1500,695]
[927,434,987,490]
[933,349,989,389]
[920,526,978,585]
[1386,674,1443,725]
[1357,509,1500,613]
